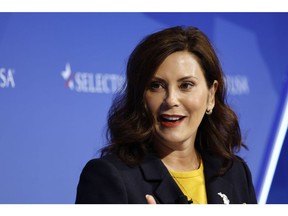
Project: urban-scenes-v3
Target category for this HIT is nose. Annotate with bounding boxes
[163,87,179,108]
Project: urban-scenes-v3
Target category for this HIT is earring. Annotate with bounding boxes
[206,109,213,115]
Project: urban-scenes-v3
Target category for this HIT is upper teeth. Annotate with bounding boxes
[162,116,181,121]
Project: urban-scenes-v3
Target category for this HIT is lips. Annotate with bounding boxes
[158,114,186,127]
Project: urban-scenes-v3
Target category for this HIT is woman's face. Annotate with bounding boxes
[144,51,218,149]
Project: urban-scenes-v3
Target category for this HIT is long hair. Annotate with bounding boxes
[101,26,246,173]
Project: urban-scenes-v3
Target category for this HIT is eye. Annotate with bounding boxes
[179,81,194,90]
[149,81,165,91]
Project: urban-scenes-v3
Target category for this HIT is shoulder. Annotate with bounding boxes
[228,156,255,187]
[84,153,121,168]
[76,152,162,204]
[79,152,156,182]
[228,156,257,203]
[206,154,254,183]
[203,152,255,189]
[229,156,252,177]
[78,154,122,184]
[80,153,132,176]
[203,154,257,203]
[76,154,131,203]
[202,151,252,178]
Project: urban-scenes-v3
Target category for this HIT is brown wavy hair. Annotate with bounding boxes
[101,26,246,173]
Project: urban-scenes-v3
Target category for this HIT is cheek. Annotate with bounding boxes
[144,94,160,115]
[184,94,208,111]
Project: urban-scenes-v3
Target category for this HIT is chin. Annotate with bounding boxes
[158,134,187,144]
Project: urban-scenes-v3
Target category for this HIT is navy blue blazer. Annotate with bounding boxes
[75,152,257,204]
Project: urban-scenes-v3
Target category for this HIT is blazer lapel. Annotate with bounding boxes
[205,177,234,204]
[202,152,234,204]
[140,152,235,204]
[140,153,185,204]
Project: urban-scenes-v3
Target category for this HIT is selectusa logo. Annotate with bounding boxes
[0,67,15,88]
[61,63,125,94]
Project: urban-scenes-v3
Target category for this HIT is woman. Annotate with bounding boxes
[75,26,257,204]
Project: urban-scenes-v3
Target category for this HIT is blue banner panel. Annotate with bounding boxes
[0,12,288,203]
[267,128,288,203]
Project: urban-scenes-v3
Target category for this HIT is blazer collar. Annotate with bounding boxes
[139,152,235,204]
[140,153,188,204]
[202,151,234,204]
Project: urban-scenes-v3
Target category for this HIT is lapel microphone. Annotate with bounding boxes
[175,195,193,204]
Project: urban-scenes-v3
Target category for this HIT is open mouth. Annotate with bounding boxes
[158,114,186,127]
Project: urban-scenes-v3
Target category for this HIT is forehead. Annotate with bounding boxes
[153,51,205,79]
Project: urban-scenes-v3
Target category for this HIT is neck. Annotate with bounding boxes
[154,140,200,172]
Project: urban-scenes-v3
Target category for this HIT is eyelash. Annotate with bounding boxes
[180,82,194,90]
[149,81,195,91]
[149,81,165,90]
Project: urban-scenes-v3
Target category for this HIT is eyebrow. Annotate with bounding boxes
[177,76,198,81]
[152,75,198,82]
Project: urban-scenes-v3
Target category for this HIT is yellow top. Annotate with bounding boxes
[169,161,207,204]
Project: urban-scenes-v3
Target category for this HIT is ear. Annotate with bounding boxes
[207,80,218,110]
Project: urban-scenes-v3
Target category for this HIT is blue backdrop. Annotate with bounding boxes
[0,12,287,204]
